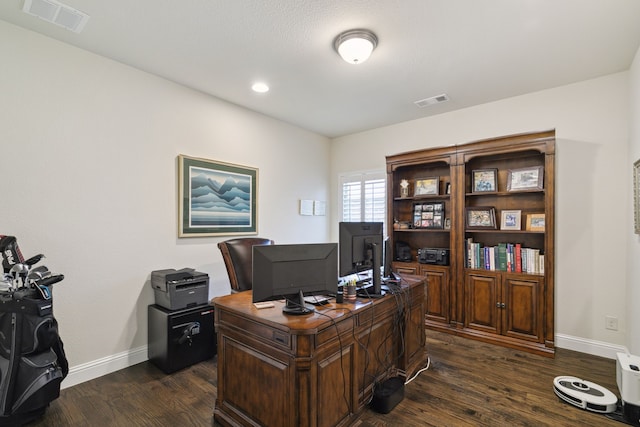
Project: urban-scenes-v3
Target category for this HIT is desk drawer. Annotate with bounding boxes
[217,308,291,349]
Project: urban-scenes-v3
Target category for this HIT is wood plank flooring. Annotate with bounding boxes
[28,331,621,426]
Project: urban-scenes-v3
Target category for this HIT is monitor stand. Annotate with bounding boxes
[283,290,315,315]
[356,285,385,298]
[356,243,385,298]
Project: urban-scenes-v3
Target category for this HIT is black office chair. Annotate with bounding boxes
[217,237,274,292]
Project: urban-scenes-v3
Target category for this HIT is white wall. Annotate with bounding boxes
[331,72,630,357]
[0,21,331,385]
[628,45,640,355]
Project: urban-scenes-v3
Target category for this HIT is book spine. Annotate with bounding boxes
[484,246,490,270]
[515,243,522,273]
[489,246,496,271]
[498,243,507,271]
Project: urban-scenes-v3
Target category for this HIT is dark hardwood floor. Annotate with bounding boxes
[28,331,621,426]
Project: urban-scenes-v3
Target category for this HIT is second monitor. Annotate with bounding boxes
[339,221,385,298]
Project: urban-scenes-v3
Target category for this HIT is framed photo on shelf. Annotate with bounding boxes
[507,166,544,191]
[445,182,451,195]
[471,169,497,193]
[500,210,522,230]
[526,213,546,231]
[635,159,640,234]
[465,207,497,229]
[413,201,445,229]
[414,177,439,196]
[444,218,451,230]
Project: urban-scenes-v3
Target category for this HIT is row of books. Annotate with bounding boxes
[465,238,544,274]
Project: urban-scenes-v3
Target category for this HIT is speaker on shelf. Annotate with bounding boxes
[395,241,411,262]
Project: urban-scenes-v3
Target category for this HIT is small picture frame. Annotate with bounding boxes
[472,169,498,193]
[444,218,451,230]
[414,177,439,196]
[526,213,546,232]
[500,210,522,231]
[465,207,497,229]
[413,202,445,229]
[507,166,544,191]
[445,182,451,195]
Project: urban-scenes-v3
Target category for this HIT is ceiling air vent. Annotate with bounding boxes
[22,0,90,33]
[414,94,449,108]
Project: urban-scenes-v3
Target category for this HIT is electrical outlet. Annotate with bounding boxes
[605,316,618,331]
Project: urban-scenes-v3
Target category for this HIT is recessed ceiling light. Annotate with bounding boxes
[252,82,269,93]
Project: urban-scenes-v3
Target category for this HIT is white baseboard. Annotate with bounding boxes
[61,345,148,389]
[556,333,627,360]
[59,334,626,390]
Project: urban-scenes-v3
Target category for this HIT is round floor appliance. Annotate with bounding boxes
[553,376,618,414]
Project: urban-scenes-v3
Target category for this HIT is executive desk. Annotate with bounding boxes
[212,275,426,427]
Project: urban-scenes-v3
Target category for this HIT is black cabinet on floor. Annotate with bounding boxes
[147,304,217,374]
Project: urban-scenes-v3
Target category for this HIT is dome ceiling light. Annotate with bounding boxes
[333,29,378,65]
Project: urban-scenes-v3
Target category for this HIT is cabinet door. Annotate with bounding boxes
[502,276,543,342]
[464,272,500,334]
[419,265,449,325]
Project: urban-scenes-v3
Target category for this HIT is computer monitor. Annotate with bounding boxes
[338,221,384,298]
[253,243,338,315]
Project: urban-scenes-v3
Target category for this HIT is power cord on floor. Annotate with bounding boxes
[404,356,431,385]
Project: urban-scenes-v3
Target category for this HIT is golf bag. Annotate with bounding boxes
[0,236,68,426]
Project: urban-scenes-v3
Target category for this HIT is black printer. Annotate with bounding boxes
[151,268,209,311]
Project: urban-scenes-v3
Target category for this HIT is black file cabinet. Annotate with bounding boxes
[147,304,217,374]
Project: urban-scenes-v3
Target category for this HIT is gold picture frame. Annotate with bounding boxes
[526,213,545,232]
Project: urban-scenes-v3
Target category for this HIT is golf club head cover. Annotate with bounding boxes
[0,235,25,274]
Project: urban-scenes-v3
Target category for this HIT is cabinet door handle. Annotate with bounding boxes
[496,302,501,308]
[496,302,506,309]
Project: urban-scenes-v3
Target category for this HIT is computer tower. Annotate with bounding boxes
[147,304,217,374]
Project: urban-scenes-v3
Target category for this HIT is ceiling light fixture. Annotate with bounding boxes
[251,82,269,93]
[333,29,378,65]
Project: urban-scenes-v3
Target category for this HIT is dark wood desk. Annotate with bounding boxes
[212,275,426,427]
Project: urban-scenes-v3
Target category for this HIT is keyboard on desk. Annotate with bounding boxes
[303,295,332,305]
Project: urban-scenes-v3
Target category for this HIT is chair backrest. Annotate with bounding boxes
[217,238,274,292]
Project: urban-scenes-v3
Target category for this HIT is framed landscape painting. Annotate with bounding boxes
[178,155,258,237]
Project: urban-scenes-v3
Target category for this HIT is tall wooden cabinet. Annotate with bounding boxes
[386,130,555,356]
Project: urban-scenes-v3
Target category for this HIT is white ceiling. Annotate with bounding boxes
[2,0,640,138]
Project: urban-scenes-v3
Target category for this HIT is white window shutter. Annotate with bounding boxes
[340,171,386,234]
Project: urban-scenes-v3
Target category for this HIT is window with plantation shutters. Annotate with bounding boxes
[340,171,386,233]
